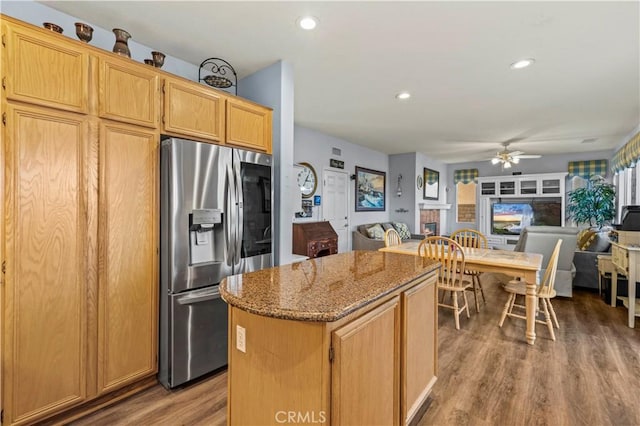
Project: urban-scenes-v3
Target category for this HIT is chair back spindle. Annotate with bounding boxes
[418,237,465,288]
[384,228,403,247]
[451,228,488,249]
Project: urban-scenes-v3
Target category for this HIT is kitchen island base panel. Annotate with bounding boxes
[227,308,328,425]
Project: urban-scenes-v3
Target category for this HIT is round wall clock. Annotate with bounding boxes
[417,175,423,189]
[297,162,318,198]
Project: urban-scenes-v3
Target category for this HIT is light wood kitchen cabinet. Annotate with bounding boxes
[331,297,401,425]
[162,78,225,142]
[98,57,160,128]
[402,278,438,424]
[97,122,158,394]
[2,21,90,113]
[226,97,272,153]
[3,104,92,425]
[1,13,271,424]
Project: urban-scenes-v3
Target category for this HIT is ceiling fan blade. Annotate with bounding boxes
[509,150,524,156]
[514,154,542,159]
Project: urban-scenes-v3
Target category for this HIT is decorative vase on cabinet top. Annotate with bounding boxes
[112,28,131,57]
[75,22,93,43]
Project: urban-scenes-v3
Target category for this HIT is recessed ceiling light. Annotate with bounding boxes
[298,16,318,30]
[510,58,535,69]
[396,92,411,100]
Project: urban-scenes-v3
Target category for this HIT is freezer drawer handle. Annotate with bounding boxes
[177,288,222,305]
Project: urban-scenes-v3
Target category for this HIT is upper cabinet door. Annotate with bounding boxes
[162,78,225,142]
[226,98,272,153]
[3,22,90,113]
[99,56,160,128]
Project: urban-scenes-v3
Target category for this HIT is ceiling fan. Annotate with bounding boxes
[491,142,541,168]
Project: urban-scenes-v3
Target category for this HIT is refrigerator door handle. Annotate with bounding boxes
[234,153,244,265]
[226,161,236,265]
[176,287,222,305]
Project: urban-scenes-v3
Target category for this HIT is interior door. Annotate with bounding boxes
[323,169,349,252]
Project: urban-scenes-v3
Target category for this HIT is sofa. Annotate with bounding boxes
[512,226,579,297]
[572,229,613,290]
[352,222,424,251]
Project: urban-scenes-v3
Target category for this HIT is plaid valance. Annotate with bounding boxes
[453,168,479,184]
[568,160,608,178]
[612,131,640,172]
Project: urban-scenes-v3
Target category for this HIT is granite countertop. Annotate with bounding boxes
[220,250,439,322]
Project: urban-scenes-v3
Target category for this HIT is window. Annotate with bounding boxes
[615,168,633,223]
[456,182,476,223]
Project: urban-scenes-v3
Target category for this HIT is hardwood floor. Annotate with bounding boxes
[71,274,640,426]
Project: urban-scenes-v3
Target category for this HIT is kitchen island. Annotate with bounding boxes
[220,250,440,425]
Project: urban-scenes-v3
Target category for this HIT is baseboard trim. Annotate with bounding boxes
[39,375,157,425]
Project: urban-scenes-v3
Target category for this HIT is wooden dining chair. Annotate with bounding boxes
[450,228,487,312]
[384,228,402,247]
[498,239,563,341]
[418,236,472,330]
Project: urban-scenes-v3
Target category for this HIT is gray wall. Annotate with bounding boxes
[294,125,389,249]
[388,153,416,229]
[239,61,295,266]
[388,153,449,234]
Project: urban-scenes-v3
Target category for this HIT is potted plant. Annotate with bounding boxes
[567,175,616,230]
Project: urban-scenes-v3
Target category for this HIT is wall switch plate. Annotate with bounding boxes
[236,325,246,353]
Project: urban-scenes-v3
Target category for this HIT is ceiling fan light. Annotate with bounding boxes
[510,58,535,69]
[298,16,318,30]
[491,158,500,165]
[512,157,520,164]
[503,161,512,169]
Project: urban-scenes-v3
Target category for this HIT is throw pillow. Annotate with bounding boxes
[393,222,411,240]
[366,224,385,240]
[381,223,395,231]
[578,230,597,251]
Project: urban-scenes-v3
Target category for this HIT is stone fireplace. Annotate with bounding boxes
[423,222,437,236]
[420,209,440,236]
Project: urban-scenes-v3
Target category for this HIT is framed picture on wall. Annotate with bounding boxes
[423,168,439,200]
[355,166,386,211]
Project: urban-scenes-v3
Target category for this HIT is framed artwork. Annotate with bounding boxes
[355,166,386,211]
[423,168,439,200]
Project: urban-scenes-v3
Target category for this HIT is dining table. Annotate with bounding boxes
[379,241,544,345]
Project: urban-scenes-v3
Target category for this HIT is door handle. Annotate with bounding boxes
[227,162,236,265]
[234,153,243,264]
[177,288,221,305]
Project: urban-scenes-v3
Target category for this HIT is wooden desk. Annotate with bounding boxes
[380,241,544,345]
[610,242,640,328]
[597,254,616,297]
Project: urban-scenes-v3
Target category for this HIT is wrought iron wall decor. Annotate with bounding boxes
[198,57,237,95]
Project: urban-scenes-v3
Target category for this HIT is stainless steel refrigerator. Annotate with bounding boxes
[159,137,272,388]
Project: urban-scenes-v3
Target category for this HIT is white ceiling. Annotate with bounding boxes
[42,1,640,164]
